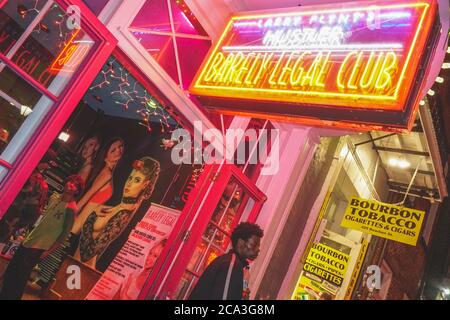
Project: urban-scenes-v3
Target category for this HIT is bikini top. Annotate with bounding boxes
[89,182,113,204]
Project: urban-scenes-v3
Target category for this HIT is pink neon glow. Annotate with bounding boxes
[222,43,404,52]
[181,11,195,29]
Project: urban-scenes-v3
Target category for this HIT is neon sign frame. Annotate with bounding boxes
[190,0,438,132]
[50,29,93,73]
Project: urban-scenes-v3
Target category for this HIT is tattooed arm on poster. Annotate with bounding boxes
[79,209,133,266]
[77,156,160,269]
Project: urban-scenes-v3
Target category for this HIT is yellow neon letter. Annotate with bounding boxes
[269,52,287,86]
[360,52,384,90]
[215,53,235,83]
[337,51,358,90]
[290,52,309,86]
[347,51,364,90]
[301,52,323,87]
[277,52,297,86]
[375,51,398,90]
[204,52,225,83]
[235,53,255,85]
[244,53,261,85]
[224,52,245,84]
[315,51,332,88]
[254,53,274,86]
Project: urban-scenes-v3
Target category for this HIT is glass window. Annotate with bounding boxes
[0,0,94,172]
[293,160,368,300]
[9,4,94,95]
[0,55,199,300]
[0,0,47,54]
[169,0,208,36]
[82,0,109,16]
[176,37,211,89]
[129,0,211,89]
[233,119,274,182]
[323,170,360,238]
[0,65,50,160]
[175,177,248,299]
[132,32,179,84]
[130,0,171,33]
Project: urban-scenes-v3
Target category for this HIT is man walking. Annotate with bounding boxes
[189,222,264,300]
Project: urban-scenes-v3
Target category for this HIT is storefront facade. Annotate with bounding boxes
[0,0,448,300]
[0,0,271,299]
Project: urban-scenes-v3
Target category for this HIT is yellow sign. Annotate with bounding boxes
[292,274,323,300]
[303,243,350,286]
[341,197,425,246]
[344,239,369,300]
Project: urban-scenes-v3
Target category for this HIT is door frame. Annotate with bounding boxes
[138,163,266,299]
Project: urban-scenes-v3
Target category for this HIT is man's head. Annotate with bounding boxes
[231,222,264,261]
[0,128,9,142]
[63,175,85,200]
[36,162,51,173]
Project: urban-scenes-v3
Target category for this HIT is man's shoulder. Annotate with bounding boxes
[208,252,233,267]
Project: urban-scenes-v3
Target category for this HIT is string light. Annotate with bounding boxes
[18,0,41,18]
[435,77,444,83]
[443,63,450,69]
[90,61,115,90]
[31,4,74,51]
[90,58,176,133]
[55,12,73,43]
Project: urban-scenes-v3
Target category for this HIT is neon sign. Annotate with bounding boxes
[190,0,438,131]
[50,29,92,73]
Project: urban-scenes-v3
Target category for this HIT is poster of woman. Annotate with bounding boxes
[75,157,161,270]
[76,135,101,183]
[86,204,180,300]
[115,238,167,300]
[5,57,197,299]
[71,137,125,237]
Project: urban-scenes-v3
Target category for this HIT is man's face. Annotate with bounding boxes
[239,235,261,261]
[64,181,78,198]
[0,129,9,142]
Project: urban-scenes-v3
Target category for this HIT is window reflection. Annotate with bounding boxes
[0,66,44,157]
[129,0,211,89]
[176,178,246,299]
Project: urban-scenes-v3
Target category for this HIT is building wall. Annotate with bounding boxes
[421,192,450,299]
[384,239,427,299]
[272,132,393,300]
[383,196,431,299]
[255,136,340,299]
[248,124,318,299]
[355,195,431,300]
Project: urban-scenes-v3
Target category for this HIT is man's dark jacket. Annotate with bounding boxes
[188,251,248,300]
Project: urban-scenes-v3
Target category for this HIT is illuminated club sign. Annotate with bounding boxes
[190,0,438,131]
